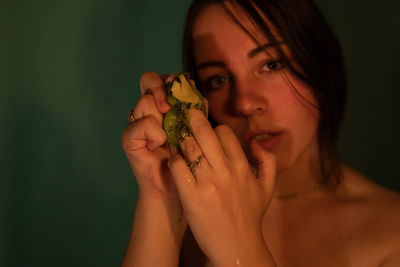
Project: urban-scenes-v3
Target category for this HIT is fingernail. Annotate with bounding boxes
[165,74,175,83]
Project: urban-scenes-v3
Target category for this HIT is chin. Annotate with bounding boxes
[274,153,294,173]
[245,145,295,174]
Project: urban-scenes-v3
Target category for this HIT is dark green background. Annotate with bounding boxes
[2,0,399,266]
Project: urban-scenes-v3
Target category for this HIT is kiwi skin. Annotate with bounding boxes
[163,72,206,147]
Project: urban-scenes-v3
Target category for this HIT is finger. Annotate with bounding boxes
[122,115,167,155]
[214,125,247,163]
[140,71,170,113]
[133,94,163,125]
[180,136,203,163]
[167,143,179,157]
[189,109,226,170]
[250,140,276,196]
[168,154,197,199]
[180,136,212,180]
[165,73,175,84]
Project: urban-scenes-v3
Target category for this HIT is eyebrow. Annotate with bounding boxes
[248,43,272,58]
[247,42,284,58]
[196,42,285,70]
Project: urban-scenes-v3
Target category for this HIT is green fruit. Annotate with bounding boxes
[163,71,206,147]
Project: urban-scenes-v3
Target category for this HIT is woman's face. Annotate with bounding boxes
[192,4,320,172]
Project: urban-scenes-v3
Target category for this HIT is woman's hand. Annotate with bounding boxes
[122,71,177,200]
[167,109,277,267]
[121,72,186,267]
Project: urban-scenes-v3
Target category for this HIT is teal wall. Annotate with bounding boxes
[2,0,399,266]
[315,0,400,189]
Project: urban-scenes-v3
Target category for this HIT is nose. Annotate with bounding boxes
[232,77,268,117]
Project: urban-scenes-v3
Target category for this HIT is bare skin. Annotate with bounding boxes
[180,166,400,267]
[122,3,400,267]
[262,166,400,267]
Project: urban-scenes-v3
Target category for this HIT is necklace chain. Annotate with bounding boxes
[274,182,324,200]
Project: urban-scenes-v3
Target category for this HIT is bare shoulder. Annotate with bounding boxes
[338,164,400,214]
[333,164,400,265]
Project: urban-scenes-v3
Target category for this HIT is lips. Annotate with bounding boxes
[253,133,277,141]
[245,130,283,150]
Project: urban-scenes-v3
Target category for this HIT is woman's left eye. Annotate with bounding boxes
[261,59,283,72]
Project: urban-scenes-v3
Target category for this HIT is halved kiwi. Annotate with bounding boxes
[163,71,206,147]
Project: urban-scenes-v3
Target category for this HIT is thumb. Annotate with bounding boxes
[250,140,277,196]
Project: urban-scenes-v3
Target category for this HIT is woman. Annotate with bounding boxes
[121,0,400,266]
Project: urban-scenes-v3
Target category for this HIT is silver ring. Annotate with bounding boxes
[188,154,205,174]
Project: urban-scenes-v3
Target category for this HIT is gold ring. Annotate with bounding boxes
[128,108,136,124]
[188,154,204,174]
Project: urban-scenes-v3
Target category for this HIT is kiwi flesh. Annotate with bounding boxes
[163,72,206,147]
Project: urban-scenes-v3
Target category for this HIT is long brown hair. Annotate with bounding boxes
[182,0,347,186]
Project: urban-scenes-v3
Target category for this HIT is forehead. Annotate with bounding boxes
[192,3,281,63]
[192,3,268,44]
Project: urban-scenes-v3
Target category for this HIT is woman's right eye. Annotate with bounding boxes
[202,75,229,91]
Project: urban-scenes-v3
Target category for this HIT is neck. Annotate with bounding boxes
[273,143,323,200]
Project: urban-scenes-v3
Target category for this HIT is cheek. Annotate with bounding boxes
[207,92,247,140]
[284,87,320,141]
[205,90,229,121]
[207,97,222,123]
[286,77,319,117]
[276,75,319,123]
[271,83,320,168]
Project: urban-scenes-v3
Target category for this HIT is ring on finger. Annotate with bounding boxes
[128,108,136,124]
[188,154,205,174]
